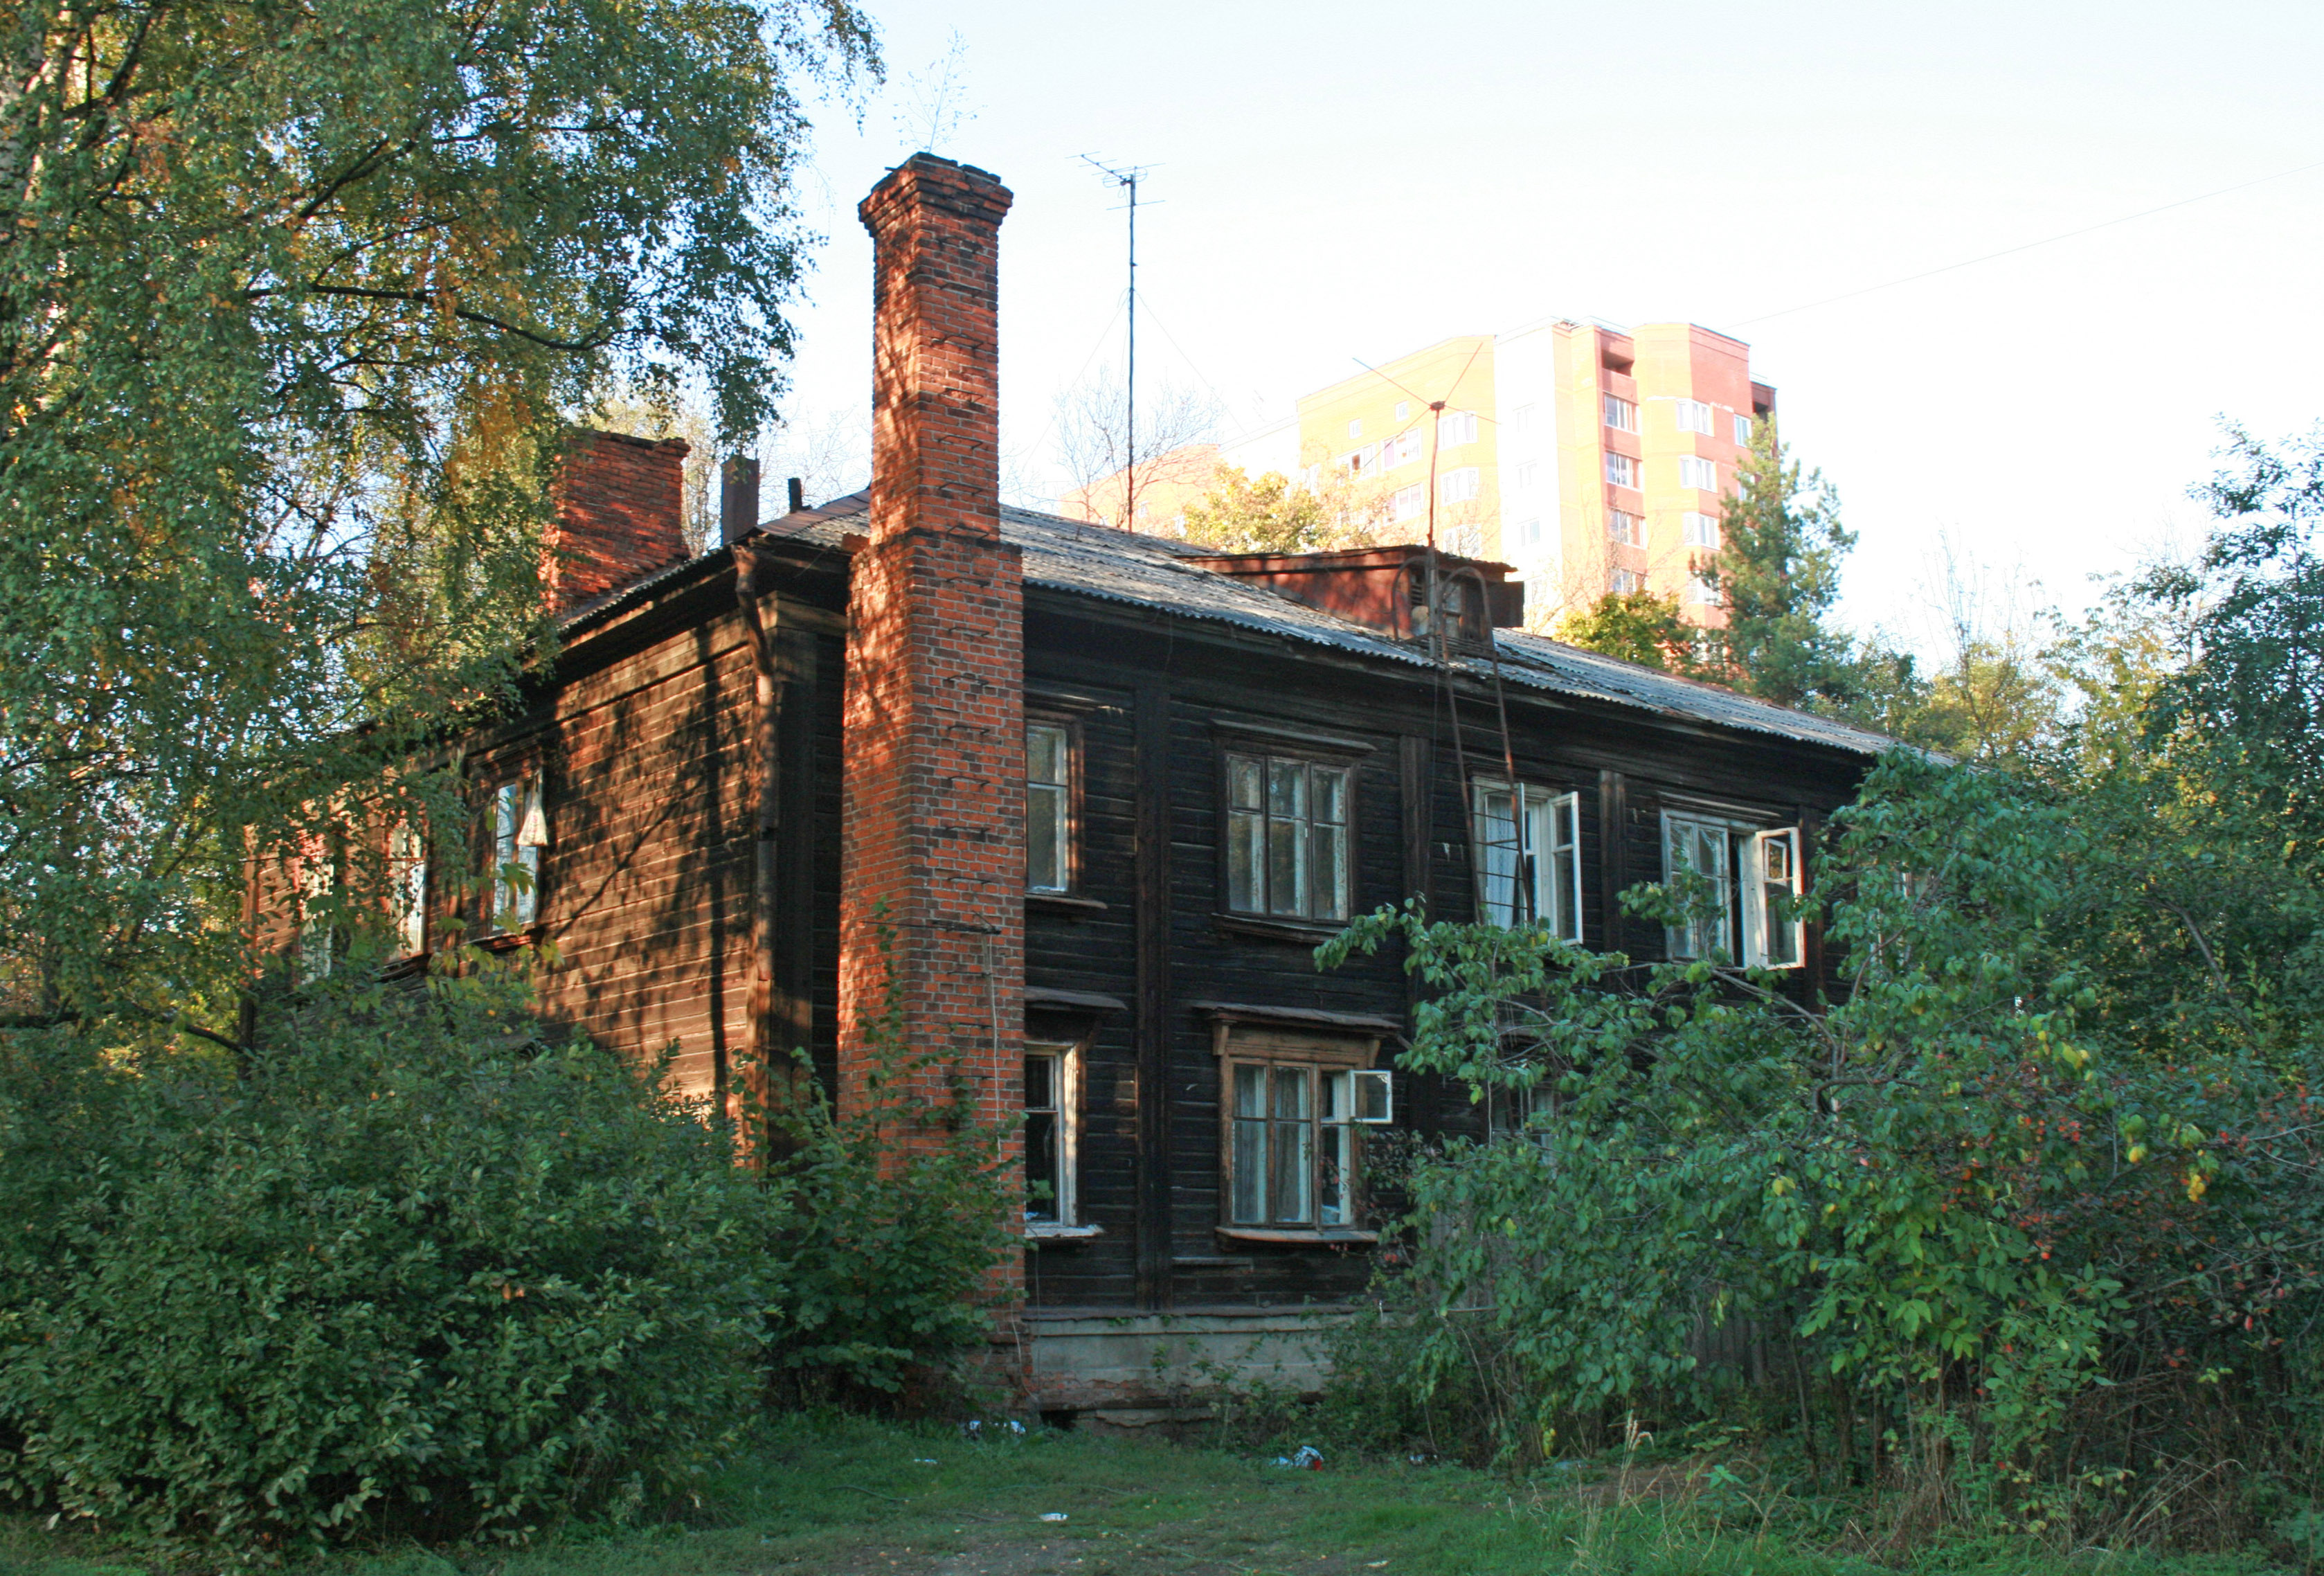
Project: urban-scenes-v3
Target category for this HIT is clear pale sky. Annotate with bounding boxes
[768,0,2324,647]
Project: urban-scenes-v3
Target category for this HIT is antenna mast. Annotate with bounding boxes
[1081,155,1149,530]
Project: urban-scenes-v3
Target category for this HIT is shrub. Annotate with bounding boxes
[759,939,1017,1405]
[0,964,774,1551]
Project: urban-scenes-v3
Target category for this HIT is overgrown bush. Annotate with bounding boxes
[760,939,1017,1406]
[0,964,775,1551]
[1320,742,2324,1548]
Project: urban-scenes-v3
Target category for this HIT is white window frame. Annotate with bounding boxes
[1470,781,1583,941]
[1682,511,1720,549]
[1026,722,1073,894]
[1605,452,1638,489]
[1508,516,1543,550]
[1391,483,1425,521]
[296,840,334,985]
[1441,466,1481,504]
[1733,412,1754,446]
[1602,393,1637,433]
[1679,454,1718,492]
[1346,418,1363,440]
[1443,523,1484,558]
[1382,430,1421,469]
[1394,400,1411,421]
[390,821,428,957]
[1607,510,1645,547]
[1513,461,1539,498]
[1225,753,1353,922]
[1663,812,1806,967]
[1610,567,1643,596]
[1675,399,1714,436]
[1439,410,1479,447]
[1024,1039,1082,1230]
[1663,812,1736,960]
[1686,573,1720,607]
[1486,1078,1556,1142]
[1742,827,1806,970]
[487,776,545,933]
[1223,1053,1391,1230]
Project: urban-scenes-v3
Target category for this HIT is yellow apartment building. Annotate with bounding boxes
[1084,319,1775,628]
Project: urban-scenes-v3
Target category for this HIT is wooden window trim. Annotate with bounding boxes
[1025,710,1083,897]
[476,763,548,938]
[1211,1020,1388,1238]
[1216,746,1358,925]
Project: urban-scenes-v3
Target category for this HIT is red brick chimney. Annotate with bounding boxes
[840,155,1023,1271]
[547,430,692,614]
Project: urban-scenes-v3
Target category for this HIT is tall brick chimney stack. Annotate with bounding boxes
[840,156,1024,1264]
[547,431,691,614]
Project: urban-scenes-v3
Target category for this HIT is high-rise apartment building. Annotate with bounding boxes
[1081,319,1774,627]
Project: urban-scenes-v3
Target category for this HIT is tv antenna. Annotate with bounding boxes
[1081,154,1153,529]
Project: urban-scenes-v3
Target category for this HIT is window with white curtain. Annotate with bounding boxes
[485,776,545,932]
[1470,781,1583,940]
[1023,1041,1081,1226]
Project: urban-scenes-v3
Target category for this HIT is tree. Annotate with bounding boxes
[2142,422,2324,856]
[1700,420,1859,708]
[1549,588,1707,674]
[1053,368,1220,528]
[0,0,876,1033]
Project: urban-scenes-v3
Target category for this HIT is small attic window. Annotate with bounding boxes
[1407,564,1489,648]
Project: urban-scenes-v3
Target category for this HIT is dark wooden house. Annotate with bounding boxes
[302,154,1892,1420]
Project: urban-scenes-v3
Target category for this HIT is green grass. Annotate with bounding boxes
[0,1416,2292,1575]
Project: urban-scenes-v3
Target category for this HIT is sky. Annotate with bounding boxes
[764,0,2324,648]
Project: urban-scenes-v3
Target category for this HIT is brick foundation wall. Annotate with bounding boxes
[549,431,691,614]
[840,154,1023,1290]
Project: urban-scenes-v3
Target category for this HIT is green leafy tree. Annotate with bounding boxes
[1701,420,1859,708]
[0,0,876,1036]
[1178,461,1394,553]
[1549,588,1707,674]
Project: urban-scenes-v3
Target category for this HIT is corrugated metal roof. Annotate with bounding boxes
[579,494,1893,758]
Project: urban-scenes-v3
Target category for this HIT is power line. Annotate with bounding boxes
[1728,156,2324,330]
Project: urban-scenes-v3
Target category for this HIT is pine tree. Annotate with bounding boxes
[1700,420,1859,708]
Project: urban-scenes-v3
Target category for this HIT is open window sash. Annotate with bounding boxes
[1741,827,1804,969]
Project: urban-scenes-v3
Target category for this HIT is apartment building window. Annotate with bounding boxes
[1513,462,1539,498]
[1471,781,1583,940]
[1515,403,1538,435]
[1611,568,1643,596]
[1444,523,1484,557]
[485,775,545,933]
[1508,517,1543,550]
[1342,442,1380,474]
[1686,573,1720,607]
[1441,466,1481,504]
[1603,394,1637,432]
[1733,413,1754,447]
[1225,1053,1391,1229]
[1346,418,1362,440]
[1391,483,1425,521]
[1605,452,1639,490]
[1027,722,1074,893]
[1679,455,1718,492]
[1225,753,1351,922]
[1025,1041,1081,1226]
[1382,430,1420,469]
[1682,511,1720,549]
[1676,399,1714,436]
[1663,812,1804,968]
[1439,410,1479,447]
[1607,510,1645,547]
[1394,401,1410,421]
[390,822,428,957]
